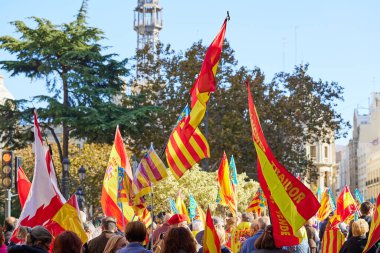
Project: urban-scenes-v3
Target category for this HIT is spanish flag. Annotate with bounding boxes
[166,18,227,179]
[316,188,336,222]
[203,208,221,253]
[101,127,135,231]
[217,152,237,217]
[363,193,380,253]
[246,82,320,246]
[330,186,357,228]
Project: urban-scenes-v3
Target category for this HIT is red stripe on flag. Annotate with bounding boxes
[101,187,129,231]
[168,132,192,170]
[165,146,183,178]
[191,132,209,157]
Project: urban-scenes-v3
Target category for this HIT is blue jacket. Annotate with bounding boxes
[241,230,264,253]
[117,242,152,253]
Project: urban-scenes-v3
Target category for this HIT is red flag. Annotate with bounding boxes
[363,193,380,252]
[330,186,357,228]
[12,111,65,243]
[203,208,221,253]
[17,166,31,208]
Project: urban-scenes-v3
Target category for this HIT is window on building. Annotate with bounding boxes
[324,146,328,159]
[310,146,316,159]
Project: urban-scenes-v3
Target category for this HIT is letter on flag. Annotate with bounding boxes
[246,82,320,246]
[101,127,135,231]
[217,152,237,217]
[12,112,65,243]
[132,145,168,201]
[166,19,227,179]
[363,193,380,253]
[203,208,221,253]
[17,166,31,208]
[316,188,336,222]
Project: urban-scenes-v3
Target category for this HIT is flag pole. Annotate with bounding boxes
[150,182,155,250]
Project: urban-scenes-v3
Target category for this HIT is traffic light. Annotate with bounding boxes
[2,151,13,189]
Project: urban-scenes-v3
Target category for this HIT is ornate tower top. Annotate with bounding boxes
[134,0,163,51]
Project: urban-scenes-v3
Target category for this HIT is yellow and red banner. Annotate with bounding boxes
[101,127,135,231]
[166,18,227,179]
[246,82,320,247]
[246,190,262,216]
[217,152,237,217]
[203,208,221,253]
[175,191,191,223]
[316,188,335,221]
[363,193,380,253]
[330,186,357,228]
[321,226,345,253]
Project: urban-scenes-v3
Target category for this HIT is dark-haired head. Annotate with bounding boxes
[254,225,279,250]
[360,201,373,216]
[53,231,82,253]
[163,227,196,253]
[125,221,147,243]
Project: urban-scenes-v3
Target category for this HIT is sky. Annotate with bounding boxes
[1,0,380,146]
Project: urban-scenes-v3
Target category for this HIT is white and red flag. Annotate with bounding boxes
[11,112,65,242]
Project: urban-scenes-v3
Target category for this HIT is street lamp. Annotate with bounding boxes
[62,157,70,200]
[77,165,86,211]
[76,186,84,210]
[78,165,86,181]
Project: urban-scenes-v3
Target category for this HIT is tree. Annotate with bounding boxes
[0,2,154,170]
[129,41,349,183]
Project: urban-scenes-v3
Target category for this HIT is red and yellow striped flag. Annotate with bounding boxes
[166,19,227,179]
[246,191,261,216]
[246,82,320,247]
[217,152,237,217]
[363,193,380,253]
[203,208,221,253]
[330,186,357,228]
[101,127,135,231]
[316,188,334,221]
[321,226,345,253]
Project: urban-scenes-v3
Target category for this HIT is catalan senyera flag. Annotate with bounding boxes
[101,127,135,231]
[330,186,357,228]
[321,226,345,253]
[203,208,221,253]
[316,188,336,222]
[246,190,262,216]
[166,19,227,180]
[17,166,32,209]
[363,193,380,253]
[46,194,88,244]
[246,82,320,246]
[217,152,237,217]
[175,192,191,223]
[132,145,168,201]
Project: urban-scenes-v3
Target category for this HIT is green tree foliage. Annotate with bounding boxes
[130,41,349,182]
[0,3,154,169]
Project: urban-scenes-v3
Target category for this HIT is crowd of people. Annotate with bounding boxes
[0,201,378,253]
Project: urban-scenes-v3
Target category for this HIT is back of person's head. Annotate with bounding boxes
[352,219,369,237]
[53,231,82,253]
[215,226,226,246]
[360,202,373,216]
[191,220,204,232]
[254,225,277,249]
[163,227,196,253]
[125,221,147,243]
[29,226,53,250]
[102,216,117,232]
[4,216,17,232]
[241,212,253,222]
[250,220,259,233]
[212,216,224,229]
[257,216,270,230]
[225,216,237,230]
[103,235,128,253]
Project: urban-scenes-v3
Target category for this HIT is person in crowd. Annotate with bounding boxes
[103,235,128,253]
[0,227,7,253]
[152,213,172,244]
[231,213,254,253]
[146,222,157,250]
[198,225,231,253]
[87,216,117,253]
[319,212,334,240]
[241,216,270,253]
[84,221,96,241]
[225,216,237,249]
[155,212,166,229]
[52,231,83,253]
[283,227,310,253]
[304,218,319,253]
[191,220,204,238]
[4,216,17,245]
[340,219,376,253]
[8,226,53,253]
[16,226,29,245]
[118,221,151,253]
[195,216,224,246]
[161,227,197,253]
[254,225,290,253]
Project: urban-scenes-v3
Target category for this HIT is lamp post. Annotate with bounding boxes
[62,158,70,200]
[77,165,86,210]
